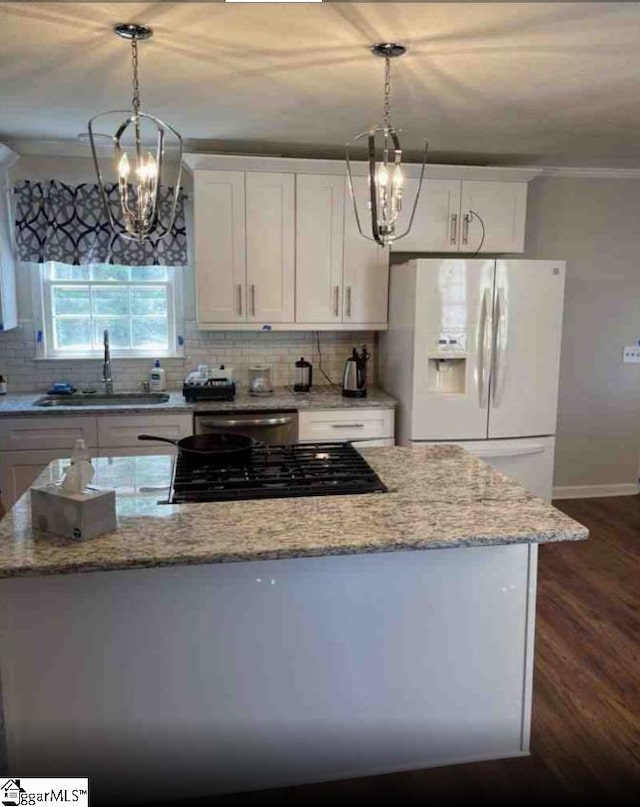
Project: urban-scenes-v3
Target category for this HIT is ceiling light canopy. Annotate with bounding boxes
[87,23,183,242]
[346,43,427,248]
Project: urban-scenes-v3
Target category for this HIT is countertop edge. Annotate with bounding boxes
[0,526,590,579]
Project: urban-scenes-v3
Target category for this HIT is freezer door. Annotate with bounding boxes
[488,260,565,439]
[413,437,556,501]
[411,259,495,440]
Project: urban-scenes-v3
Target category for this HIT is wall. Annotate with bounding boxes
[0,319,371,392]
[0,154,375,392]
[525,174,640,490]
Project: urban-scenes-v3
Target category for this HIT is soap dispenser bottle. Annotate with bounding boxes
[149,360,166,391]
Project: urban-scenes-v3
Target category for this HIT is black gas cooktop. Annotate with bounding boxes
[168,442,387,503]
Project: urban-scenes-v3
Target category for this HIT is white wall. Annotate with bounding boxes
[525,174,640,489]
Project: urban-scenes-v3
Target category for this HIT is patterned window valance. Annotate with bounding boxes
[13,180,188,266]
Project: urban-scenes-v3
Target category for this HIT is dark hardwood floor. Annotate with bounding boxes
[163,497,640,805]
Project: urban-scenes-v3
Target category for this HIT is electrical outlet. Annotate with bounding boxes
[622,346,640,363]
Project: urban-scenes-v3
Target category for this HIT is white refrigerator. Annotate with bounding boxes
[378,258,566,500]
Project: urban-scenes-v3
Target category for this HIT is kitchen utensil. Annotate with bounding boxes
[138,432,256,466]
[342,346,370,398]
[294,357,313,393]
[248,365,273,395]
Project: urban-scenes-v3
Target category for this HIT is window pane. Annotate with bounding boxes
[50,264,89,281]
[131,287,167,316]
[132,318,168,349]
[93,319,131,348]
[52,287,90,316]
[54,318,92,351]
[93,287,130,316]
[133,267,168,282]
[92,265,130,282]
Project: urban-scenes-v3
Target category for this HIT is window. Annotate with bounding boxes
[33,262,183,359]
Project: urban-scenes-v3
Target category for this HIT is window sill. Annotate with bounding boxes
[33,353,184,362]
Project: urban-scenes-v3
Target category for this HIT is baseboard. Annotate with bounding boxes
[553,482,640,500]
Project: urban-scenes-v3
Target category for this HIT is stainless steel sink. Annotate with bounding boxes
[33,393,171,407]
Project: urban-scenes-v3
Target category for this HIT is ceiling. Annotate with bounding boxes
[3,1,640,167]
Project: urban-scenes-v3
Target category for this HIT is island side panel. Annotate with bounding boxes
[0,544,535,804]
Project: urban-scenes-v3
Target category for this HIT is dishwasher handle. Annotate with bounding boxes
[198,416,294,429]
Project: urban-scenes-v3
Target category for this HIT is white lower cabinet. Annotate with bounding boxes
[298,408,395,445]
[0,412,193,507]
[0,449,70,508]
[97,414,193,454]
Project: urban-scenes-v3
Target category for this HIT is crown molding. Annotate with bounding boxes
[533,165,640,179]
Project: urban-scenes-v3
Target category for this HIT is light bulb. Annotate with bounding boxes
[377,163,389,188]
[118,152,130,179]
[137,153,157,181]
[393,165,404,189]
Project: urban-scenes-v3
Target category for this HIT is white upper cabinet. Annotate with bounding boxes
[194,171,294,326]
[342,177,389,325]
[0,144,19,332]
[296,174,344,324]
[245,172,295,323]
[393,178,462,253]
[296,175,388,327]
[391,175,530,254]
[185,155,538,330]
[194,171,246,324]
[459,181,527,254]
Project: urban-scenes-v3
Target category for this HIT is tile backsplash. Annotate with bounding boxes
[0,321,376,393]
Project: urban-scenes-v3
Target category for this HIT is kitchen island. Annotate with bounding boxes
[0,446,587,804]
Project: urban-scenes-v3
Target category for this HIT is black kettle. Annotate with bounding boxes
[342,346,370,398]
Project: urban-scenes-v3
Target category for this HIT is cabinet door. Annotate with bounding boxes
[0,449,68,507]
[194,171,246,324]
[343,177,390,325]
[246,173,295,323]
[0,416,97,451]
[392,177,462,253]
[296,174,344,324]
[460,181,527,253]
[97,414,193,449]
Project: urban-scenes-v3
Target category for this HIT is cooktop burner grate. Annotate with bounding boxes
[168,442,387,503]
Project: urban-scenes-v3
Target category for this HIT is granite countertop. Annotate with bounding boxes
[0,445,588,578]
[0,386,396,417]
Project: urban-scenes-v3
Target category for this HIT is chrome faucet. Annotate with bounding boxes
[102,329,113,394]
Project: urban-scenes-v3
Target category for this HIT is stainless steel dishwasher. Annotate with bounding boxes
[194,410,298,445]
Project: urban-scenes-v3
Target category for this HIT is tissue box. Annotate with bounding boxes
[30,485,117,541]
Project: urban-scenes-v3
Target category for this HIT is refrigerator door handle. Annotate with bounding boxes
[478,288,492,408]
[491,286,508,407]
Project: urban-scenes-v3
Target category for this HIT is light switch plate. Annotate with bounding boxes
[622,346,640,363]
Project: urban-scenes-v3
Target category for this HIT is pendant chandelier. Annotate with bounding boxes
[87,23,183,242]
[346,43,427,247]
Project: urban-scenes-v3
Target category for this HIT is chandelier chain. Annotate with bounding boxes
[131,37,141,114]
[383,55,391,128]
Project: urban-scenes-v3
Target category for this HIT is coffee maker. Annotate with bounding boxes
[342,346,370,398]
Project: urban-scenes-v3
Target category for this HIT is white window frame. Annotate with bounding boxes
[32,262,184,360]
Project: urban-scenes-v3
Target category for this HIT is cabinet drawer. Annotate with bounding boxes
[298,408,394,442]
[0,417,97,451]
[97,414,193,448]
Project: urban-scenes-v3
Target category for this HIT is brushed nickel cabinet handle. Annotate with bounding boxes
[346,286,352,318]
[331,423,365,429]
[251,284,256,316]
[334,285,340,317]
[450,213,458,245]
[237,284,243,316]
[462,213,470,245]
